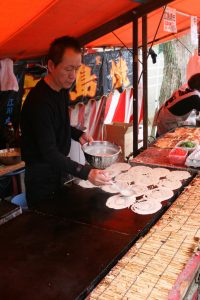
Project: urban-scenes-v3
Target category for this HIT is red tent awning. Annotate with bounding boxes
[0,0,199,59]
[86,0,200,48]
[0,0,139,59]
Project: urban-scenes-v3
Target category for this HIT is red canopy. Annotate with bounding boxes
[86,0,200,47]
[0,0,199,59]
[0,0,139,59]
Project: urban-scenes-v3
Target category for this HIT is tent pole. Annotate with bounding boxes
[142,14,148,150]
[133,18,139,156]
[198,21,200,56]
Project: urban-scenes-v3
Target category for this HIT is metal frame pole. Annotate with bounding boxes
[142,15,148,150]
[198,21,200,56]
[133,18,139,156]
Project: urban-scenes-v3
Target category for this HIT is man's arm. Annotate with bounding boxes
[70,126,83,142]
[71,126,94,145]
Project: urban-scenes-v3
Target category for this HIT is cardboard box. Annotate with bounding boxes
[103,122,133,160]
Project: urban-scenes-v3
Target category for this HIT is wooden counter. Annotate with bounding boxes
[0,161,25,176]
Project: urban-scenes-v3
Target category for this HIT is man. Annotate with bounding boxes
[154,73,200,136]
[21,36,111,208]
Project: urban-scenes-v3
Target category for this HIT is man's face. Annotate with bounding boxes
[49,48,81,90]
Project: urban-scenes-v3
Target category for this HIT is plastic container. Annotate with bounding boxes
[185,146,200,168]
[175,140,198,153]
[169,148,188,165]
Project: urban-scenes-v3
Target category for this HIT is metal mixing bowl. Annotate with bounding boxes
[82,141,121,169]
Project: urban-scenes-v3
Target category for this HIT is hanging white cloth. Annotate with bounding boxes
[0,58,19,91]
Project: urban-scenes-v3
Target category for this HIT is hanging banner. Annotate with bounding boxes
[164,7,177,33]
[21,50,133,106]
[0,63,25,148]
[69,50,133,104]
[191,16,198,45]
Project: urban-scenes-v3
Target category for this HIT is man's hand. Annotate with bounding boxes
[79,132,93,145]
[88,169,112,186]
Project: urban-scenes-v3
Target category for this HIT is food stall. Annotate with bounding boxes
[0,0,200,299]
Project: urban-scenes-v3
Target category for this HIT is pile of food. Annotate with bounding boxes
[152,127,200,167]
[77,163,192,215]
[175,140,198,152]
[154,127,200,149]
[177,141,196,148]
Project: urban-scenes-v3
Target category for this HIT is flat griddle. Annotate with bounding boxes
[0,212,131,300]
[0,164,196,300]
[21,165,196,299]
[34,164,196,234]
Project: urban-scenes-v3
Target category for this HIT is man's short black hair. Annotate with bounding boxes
[188,73,200,91]
[47,36,81,66]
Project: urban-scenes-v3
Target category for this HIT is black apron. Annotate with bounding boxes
[25,163,63,208]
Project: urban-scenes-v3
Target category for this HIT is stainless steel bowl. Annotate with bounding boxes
[82,141,121,169]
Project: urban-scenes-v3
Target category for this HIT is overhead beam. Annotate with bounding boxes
[79,0,175,46]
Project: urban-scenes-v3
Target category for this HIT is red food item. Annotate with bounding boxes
[169,148,188,165]
[171,148,187,156]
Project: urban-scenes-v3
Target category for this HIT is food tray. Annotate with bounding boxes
[131,146,200,173]
[151,126,200,150]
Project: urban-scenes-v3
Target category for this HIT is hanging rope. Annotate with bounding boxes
[172,34,192,54]
[111,31,143,65]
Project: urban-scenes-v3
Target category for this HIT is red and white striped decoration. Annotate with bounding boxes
[104,87,143,124]
[69,87,143,142]
[69,96,107,140]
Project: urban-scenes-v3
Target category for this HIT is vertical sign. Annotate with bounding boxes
[191,16,198,45]
[164,7,177,33]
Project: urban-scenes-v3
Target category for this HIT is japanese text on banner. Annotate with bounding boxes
[164,7,177,33]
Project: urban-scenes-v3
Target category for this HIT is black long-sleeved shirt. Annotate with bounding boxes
[20,79,92,180]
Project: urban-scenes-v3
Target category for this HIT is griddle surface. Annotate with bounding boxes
[0,212,131,300]
[33,184,170,235]
[1,169,195,299]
